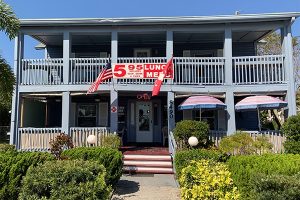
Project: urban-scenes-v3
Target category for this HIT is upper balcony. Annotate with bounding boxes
[17,23,289,88]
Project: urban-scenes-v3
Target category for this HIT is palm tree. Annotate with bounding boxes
[0,0,19,111]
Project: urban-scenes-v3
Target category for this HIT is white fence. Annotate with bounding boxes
[70,127,111,147]
[20,59,63,85]
[233,55,285,85]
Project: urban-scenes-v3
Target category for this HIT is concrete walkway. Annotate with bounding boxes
[111,174,180,200]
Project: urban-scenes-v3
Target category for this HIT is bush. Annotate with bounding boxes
[173,120,209,149]
[62,147,122,187]
[282,114,300,153]
[251,173,300,200]
[0,144,15,152]
[0,151,54,200]
[174,148,228,177]
[179,159,240,200]
[227,154,300,199]
[102,134,121,149]
[219,131,273,155]
[19,160,110,200]
[50,133,74,159]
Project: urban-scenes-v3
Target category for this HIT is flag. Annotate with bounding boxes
[152,56,173,96]
[87,62,112,94]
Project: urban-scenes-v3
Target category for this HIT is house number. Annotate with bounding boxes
[169,100,174,119]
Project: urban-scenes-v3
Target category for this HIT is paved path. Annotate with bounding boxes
[111,174,180,200]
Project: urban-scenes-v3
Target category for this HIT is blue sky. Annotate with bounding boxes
[1,0,300,66]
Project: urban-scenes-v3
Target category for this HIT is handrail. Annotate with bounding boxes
[168,131,177,157]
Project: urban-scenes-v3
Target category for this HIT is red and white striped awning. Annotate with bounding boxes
[178,95,226,110]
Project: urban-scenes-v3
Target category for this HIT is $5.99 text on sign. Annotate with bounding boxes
[112,63,174,79]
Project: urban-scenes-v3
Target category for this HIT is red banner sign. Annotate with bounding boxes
[112,63,173,79]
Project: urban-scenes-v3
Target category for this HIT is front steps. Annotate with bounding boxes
[123,154,174,174]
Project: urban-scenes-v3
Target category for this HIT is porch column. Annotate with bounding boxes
[282,23,297,116]
[226,90,236,135]
[61,92,71,134]
[224,25,233,85]
[167,92,175,132]
[166,30,173,85]
[110,30,118,133]
[10,33,24,147]
[110,90,118,133]
[63,31,71,84]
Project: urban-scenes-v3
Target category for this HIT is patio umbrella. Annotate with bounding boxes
[235,95,287,131]
[178,95,226,120]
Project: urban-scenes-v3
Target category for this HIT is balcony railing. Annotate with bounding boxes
[70,127,111,147]
[69,58,110,84]
[20,59,63,85]
[173,57,225,85]
[19,55,286,86]
[233,55,285,85]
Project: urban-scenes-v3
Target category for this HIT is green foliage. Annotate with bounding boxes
[102,134,121,149]
[0,151,54,200]
[219,131,273,155]
[179,159,240,200]
[62,147,122,186]
[0,56,15,111]
[173,120,209,149]
[0,144,15,152]
[49,133,74,159]
[174,148,228,178]
[19,160,110,200]
[282,114,300,153]
[0,0,20,40]
[227,154,300,199]
[251,173,300,200]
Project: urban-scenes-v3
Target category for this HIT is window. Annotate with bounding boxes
[134,48,151,57]
[77,104,97,127]
[194,110,216,130]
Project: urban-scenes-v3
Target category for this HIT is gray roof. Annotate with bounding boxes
[20,12,300,27]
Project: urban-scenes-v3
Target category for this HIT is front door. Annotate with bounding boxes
[136,101,153,142]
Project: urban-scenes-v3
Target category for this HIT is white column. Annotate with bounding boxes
[61,92,71,134]
[63,31,71,84]
[224,25,233,85]
[10,33,24,147]
[166,30,173,85]
[167,92,175,133]
[285,23,297,116]
[226,90,236,135]
[110,31,118,133]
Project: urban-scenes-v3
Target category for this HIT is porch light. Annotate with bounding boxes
[87,135,96,145]
[188,136,199,147]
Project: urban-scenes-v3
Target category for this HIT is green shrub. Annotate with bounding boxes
[253,135,273,154]
[19,160,110,200]
[0,151,54,200]
[62,147,122,186]
[173,120,209,149]
[0,144,15,152]
[179,159,240,200]
[282,114,300,153]
[251,173,300,200]
[175,148,228,177]
[102,134,121,149]
[227,154,300,199]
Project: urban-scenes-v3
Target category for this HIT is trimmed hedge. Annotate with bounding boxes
[19,160,110,200]
[62,147,122,186]
[0,144,16,152]
[174,149,228,177]
[227,154,300,199]
[0,151,54,200]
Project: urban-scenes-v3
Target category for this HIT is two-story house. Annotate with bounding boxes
[10,12,299,152]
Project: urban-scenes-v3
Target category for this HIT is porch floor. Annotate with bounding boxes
[120,146,169,155]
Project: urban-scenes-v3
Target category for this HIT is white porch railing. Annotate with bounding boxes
[168,131,177,157]
[117,57,167,84]
[173,57,225,85]
[233,55,285,85]
[209,130,227,146]
[20,59,63,85]
[18,128,61,151]
[70,127,111,147]
[69,58,111,84]
[248,130,286,153]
